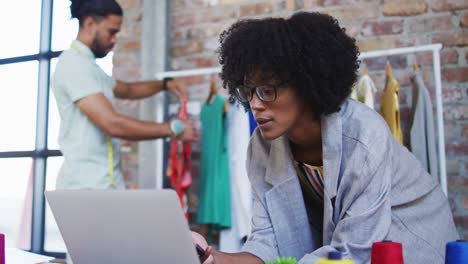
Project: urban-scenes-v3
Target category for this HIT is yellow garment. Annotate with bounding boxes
[381,68,403,144]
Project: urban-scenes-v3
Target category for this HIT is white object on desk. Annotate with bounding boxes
[6,248,53,264]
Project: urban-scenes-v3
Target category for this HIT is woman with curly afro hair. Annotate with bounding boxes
[193,11,458,264]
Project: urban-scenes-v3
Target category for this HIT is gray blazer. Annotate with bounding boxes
[241,99,458,264]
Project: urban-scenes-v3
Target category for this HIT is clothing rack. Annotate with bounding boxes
[155,43,447,195]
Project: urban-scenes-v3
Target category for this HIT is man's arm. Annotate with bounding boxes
[113,79,184,99]
[76,92,196,141]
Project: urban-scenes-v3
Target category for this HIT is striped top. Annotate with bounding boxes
[294,161,324,202]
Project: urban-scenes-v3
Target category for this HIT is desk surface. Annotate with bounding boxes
[6,248,53,264]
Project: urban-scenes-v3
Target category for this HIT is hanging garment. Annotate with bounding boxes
[220,104,252,252]
[381,64,403,144]
[248,109,257,135]
[354,74,377,109]
[197,95,231,230]
[407,71,438,178]
[166,98,192,218]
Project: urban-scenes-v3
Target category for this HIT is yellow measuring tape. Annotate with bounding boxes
[71,43,116,188]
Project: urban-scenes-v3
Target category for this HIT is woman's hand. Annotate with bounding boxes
[191,231,214,264]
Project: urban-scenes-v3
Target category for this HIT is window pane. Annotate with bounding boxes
[48,59,60,150]
[44,156,66,252]
[0,1,41,58]
[0,62,38,151]
[0,158,33,250]
[52,0,78,51]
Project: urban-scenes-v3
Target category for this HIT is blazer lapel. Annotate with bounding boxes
[320,108,343,244]
[264,137,315,259]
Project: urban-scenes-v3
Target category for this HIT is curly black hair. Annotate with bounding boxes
[217,12,360,117]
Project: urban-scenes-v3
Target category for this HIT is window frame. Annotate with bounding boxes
[0,0,65,258]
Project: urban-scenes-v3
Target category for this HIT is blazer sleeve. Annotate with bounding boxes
[240,135,280,262]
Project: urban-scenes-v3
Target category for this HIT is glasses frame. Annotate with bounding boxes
[235,83,283,103]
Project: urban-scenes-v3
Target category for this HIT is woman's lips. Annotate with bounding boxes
[256,118,272,128]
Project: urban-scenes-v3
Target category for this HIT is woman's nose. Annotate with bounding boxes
[249,92,266,111]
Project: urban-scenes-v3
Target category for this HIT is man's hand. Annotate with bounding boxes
[178,120,199,142]
[166,79,187,99]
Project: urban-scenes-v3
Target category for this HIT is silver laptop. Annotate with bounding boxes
[45,189,200,264]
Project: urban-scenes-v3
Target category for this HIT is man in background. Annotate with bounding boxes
[52,0,197,190]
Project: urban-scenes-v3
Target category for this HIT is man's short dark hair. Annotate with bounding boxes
[70,0,123,27]
[217,12,360,118]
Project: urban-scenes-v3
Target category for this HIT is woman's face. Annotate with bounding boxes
[248,80,306,141]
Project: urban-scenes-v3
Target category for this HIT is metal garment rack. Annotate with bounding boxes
[155,43,447,195]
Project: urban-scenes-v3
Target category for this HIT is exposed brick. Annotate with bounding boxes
[383,0,427,16]
[117,0,141,9]
[407,15,453,34]
[326,5,380,21]
[240,2,273,17]
[361,20,404,37]
[284,0,310,10]
[448,177,468,187]
[445,123,460,143]
[221,0,251,4]
[171,41,204,57]
[318,0,353,6]
[433,31,468,47]
[171,0,186,11]
[454,216,468,229]
[432,0,468,12]
[462,12,468,28]
[442,84,463,103]
[446,158,460,176]
[443,104,468,120]
[172,13,198,27]
[415,49,458,66]
[442,67,468,82]
[113,53,139,67]
[187,25,221,40]
[121,40,141,51]
[200,6,237,23]
[171,29,187,42]
[463,196,468,209]
[187,57,218,68]
[357,38,398,52]
[463,124,468,138]
[344,23,363,38]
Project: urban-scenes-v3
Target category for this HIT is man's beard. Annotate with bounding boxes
[90,33,113,58]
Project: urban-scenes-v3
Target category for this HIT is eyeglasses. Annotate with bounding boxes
[235,84,280,103]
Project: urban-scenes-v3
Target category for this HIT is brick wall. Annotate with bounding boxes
[113,0,143,189]
[114,0,468,238]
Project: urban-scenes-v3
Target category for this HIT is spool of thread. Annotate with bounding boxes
[316,251,354,264]
[371,240,404,264]
[0,233,5,264]
[445,240,468,264]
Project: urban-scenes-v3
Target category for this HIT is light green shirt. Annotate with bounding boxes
[51,40,124,190]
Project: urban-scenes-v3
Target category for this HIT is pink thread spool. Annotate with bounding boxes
[0,233,5,264]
